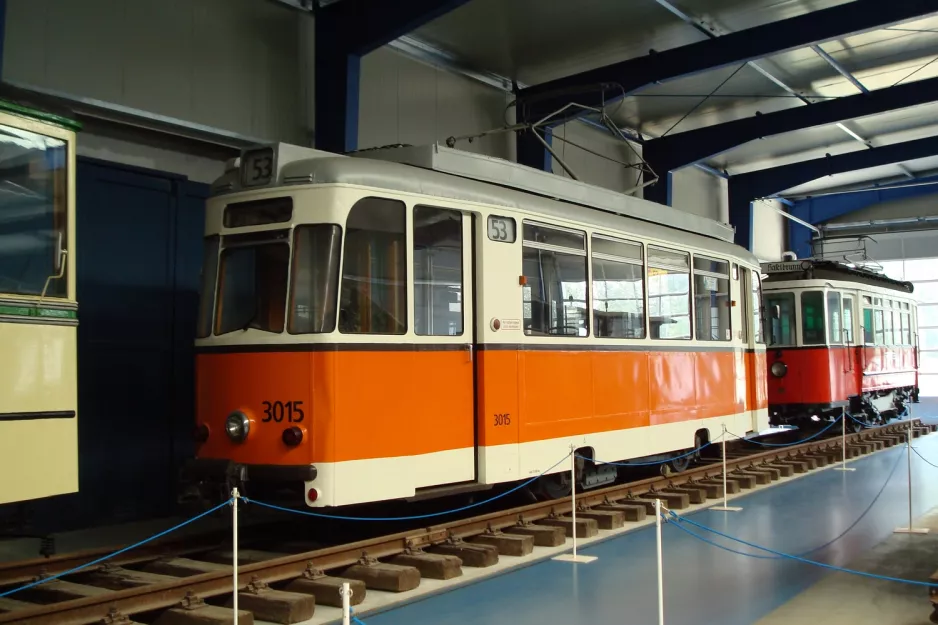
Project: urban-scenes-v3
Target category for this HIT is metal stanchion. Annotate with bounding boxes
[895,407,928,534]
[553,445,597,563]
[341,582,352,625]
[655,499,665,625]
[711,425,741,512]
[232,488,240,625]
[833,408,855,472]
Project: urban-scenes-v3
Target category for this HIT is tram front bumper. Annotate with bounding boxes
[184,458,318,484]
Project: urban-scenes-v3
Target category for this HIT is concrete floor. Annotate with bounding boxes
[754,506,938,625]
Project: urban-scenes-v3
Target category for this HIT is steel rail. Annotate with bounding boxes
[0,419,922,625]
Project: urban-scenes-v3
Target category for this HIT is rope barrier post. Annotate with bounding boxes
[711,424,741,512]
[895,407,928,534]
[834,408,855,473]
[341,582,352,625]
[231,488,240,625]
[552,445,597,564]
[655,498,665,625]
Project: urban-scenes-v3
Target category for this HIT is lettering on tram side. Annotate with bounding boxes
[261,400,305,423]
[494,413,511,426]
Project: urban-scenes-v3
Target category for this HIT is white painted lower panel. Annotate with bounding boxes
[306,409,771,507]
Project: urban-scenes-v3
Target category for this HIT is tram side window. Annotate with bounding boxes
[842,296,854,344]
[197,236,220,338]
[692,256,731,341]
[591,236,645,338]
[801,291,826,345]
[215,232,290,335]
[863,296,874,344]
[873,309,884,345]
[901,312,911,345]
[0,124,68,298]
[766,292,795,346]
[884,309,894,345]
[827,291,842,345]
[288,225,342,334]
[522,222,588,337]
[414,206,463,336]
[339,197,407,335]
[647,246,691,340]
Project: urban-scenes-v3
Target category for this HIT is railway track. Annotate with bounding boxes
[0,419,931,625]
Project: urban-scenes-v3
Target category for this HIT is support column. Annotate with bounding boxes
[314,32,361,154]
[728,179,755,252]
[516,127,552,172]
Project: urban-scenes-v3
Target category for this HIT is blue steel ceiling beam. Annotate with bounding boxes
[314,0,472,153]
[515,0,938,125]
[641,74,938,202]
[727,134,938,250]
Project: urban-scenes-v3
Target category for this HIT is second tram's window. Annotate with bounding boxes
[215,232,290,335]
[873,309,884,345]
[863,297,874,344]
[289,225,341,334]
[647,246,691,340]
[0,123,68,298]
[522,222,588,337]
[414,206,463,336]
[885,310,896,345]
[197,236,220,338]
[801,291,826,345]
[901,312,911,345]
[766,292,795,346]
[591,235,645,339]
[692,256,731,341]
[339,197,407,335]
[827,291,842,345]
[843,296,854,344]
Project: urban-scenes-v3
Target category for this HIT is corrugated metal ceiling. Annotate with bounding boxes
[407,0,938,193]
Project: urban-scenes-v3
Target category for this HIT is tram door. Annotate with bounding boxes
[740,267,764,433]
[414,206,476,485]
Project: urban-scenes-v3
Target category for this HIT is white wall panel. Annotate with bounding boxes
[752,199,786,261]
[358,48,512,159]
[4,0,304,144]
[549,122,641,196]
[668,167,728,223]
[78,134,227,185]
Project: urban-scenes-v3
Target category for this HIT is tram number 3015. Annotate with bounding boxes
[494,413,511,426]
[262,400,304,423]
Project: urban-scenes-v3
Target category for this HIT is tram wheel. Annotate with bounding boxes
[535,473,572,500]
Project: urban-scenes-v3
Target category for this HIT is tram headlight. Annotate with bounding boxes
[225,411,250,443]
[770,361,788,378]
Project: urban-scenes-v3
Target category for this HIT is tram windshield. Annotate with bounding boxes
[0,122,68,298]
[203,224,342,337]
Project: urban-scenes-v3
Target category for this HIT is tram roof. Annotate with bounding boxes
[212,143,756,265]
[761,259,914,294]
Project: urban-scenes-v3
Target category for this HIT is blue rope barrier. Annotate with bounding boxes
[576,433,723,468]
[244,450,572,522]
[0,498,234,598]
[665,509,938,588]
[845,413,876,430]
[728,415,841,447]
[350,605,367,625]
[662,445,903,561]
[911,445,938,469]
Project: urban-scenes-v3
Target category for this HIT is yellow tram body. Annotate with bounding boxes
[0,102,79,505]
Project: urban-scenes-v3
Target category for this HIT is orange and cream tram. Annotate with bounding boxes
[762,259,919,429]
[186,143,769,508]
